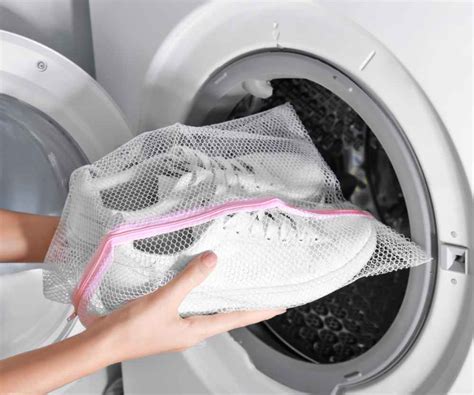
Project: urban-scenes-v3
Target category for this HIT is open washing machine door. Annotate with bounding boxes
[0,31,133,359]
[120,2,472,394]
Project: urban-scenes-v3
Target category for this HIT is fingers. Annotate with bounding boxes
[186,308,286,339]
[156,251,217,307]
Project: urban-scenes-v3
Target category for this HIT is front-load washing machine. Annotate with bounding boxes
[0,29,133,391]
[90,1,472,394]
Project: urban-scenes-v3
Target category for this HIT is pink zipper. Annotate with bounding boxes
[71,197,372,323]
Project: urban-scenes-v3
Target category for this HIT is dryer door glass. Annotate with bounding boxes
[0,94,87,358]
[0,94,86,214]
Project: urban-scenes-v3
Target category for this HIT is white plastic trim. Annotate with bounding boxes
[0,31,133,162]
[0,31,133,354]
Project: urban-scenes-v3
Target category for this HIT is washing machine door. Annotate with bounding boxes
[127,2,472,394]
[0,31,133,359]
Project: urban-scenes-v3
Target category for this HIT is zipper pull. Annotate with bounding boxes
[67,310,78,322]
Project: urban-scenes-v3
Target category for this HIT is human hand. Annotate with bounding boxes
[88,251,286,364]
[0,251,285,394]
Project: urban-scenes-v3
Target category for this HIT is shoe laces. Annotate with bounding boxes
[222,210,319,243]
[161,146,259,194]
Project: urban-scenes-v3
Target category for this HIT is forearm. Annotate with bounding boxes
[0,209,59,262]
[0,326,114,394]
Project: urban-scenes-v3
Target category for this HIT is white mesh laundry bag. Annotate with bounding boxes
[43,104,431,326]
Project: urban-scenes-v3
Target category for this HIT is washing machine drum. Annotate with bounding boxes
[0,31,132,358]
[226,79,416,363]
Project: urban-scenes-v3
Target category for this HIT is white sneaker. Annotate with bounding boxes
[90,206,376,316]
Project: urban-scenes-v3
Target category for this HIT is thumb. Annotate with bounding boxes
[157,251,217,308]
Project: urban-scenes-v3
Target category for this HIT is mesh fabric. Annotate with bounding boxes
[43,104,430,325]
